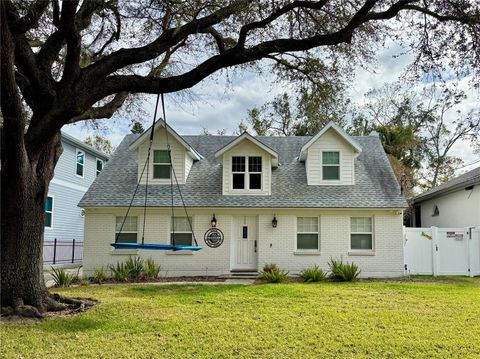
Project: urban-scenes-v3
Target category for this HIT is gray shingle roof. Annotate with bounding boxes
[413,166,480,203]
[79,133,407,208]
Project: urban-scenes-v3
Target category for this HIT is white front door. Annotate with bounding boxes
[231,216,258,271]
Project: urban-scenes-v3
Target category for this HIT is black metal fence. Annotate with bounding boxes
[43,239,83,265]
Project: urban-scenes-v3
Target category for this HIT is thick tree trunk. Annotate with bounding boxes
[0,131,63,317]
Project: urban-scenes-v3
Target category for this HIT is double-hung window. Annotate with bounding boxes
[297,217,319,250]
[76,149,85,177]
[153,150,171,179]
[350,217,373,250]
[115,216,138,243]
[232,156,262,190]
[45,196,53,228]
[171,217,193,246]
[322,151,340,180]
[96,158,104,176]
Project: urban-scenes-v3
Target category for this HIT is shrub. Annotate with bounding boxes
[109,262,130,282]
[299,265,327,282]
[259,264,289,283]
[125,257,144,280]
[143,258,161,279]
[93,267,108,283]
[262,263,279,273]
[328,258,361,282]
[50,267,78,287]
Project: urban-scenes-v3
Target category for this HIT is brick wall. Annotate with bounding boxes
[83,208,404,278]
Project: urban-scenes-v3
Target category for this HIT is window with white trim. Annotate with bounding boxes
[115,216,138,243]
[297,217,319,250]
[153,150,171,179]
[232,156,262,190]
[322,151,340,180]
[45,196,53,228]
[350,217,373,250]
[171,217,193,246]
[96,158,104,176]
[76,149,85,177]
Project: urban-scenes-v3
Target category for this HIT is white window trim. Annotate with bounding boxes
[321,150,342,182]
[115,216,138,243]
[170,217,194,246]
[295,216,320,252]
[96,158,104,177]
[231,155,263,191]
[75,149,85,178]
[152,149,172,180]
[45,194,54,229]
[349,216,375,254]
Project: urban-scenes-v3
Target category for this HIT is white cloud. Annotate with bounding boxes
[62,41,479,167]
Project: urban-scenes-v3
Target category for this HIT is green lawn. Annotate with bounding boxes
[2,279,480,358]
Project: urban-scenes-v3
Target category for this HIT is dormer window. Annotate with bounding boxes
[322,151,340,180]
[232,156,262,190]
[153,150,171,179]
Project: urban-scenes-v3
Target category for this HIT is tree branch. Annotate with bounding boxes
[70,92,129,122]
[59,1,81,85]
[37,0,107,76]
[83,0,250,81]
[265,54,317,85]
[236,1,328,48]
[402,4,480,24]
[5,0,50,34]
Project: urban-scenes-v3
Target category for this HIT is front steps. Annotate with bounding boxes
[220,271,259,279]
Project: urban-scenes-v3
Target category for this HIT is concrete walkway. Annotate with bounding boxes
[44,267,82,288]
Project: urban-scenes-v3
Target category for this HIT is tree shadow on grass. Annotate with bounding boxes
[123,284,248,298]
[37,317,106,334]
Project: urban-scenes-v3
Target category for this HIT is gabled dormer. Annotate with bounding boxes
[215,132,278,195]
[299,122,362,186]
[130,120,202,185]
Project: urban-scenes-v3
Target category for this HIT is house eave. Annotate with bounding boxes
[61,132,110,160]
[214,131,279,166]
[129,119,203,161]
[298,122,362,161]
[413,180,479,204]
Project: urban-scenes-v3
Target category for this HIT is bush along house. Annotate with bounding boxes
[79,121,406,277]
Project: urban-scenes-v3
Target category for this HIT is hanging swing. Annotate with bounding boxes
[111,94,202,251]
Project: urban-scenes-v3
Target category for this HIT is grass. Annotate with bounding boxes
[1,278,479,358]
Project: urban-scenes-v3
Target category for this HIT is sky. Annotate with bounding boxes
[63,42,480,174]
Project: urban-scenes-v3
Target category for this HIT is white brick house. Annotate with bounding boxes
[80,122,406,277]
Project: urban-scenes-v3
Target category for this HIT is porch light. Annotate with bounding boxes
[211,214,217,227]
[272,215,278,228]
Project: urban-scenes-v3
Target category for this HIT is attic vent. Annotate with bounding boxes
[432,205,439,217]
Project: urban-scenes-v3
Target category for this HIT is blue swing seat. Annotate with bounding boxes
[110,242,202,251]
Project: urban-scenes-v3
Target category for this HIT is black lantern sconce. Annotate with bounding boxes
[272,215,278,228]
[211,213,217,227]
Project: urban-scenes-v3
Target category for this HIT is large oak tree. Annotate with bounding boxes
[1,0,479,317]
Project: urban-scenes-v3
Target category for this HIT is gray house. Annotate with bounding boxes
[44,132,109,265]
[412,166,480,228]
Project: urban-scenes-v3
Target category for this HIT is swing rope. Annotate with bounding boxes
[161,94,198,247]
[114,93,198,249]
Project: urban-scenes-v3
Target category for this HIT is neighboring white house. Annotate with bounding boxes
[44,132,109,265]
[79,121,407,277]
[411,166,480,228]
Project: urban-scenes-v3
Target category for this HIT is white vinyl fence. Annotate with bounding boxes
[404,227,480,277]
